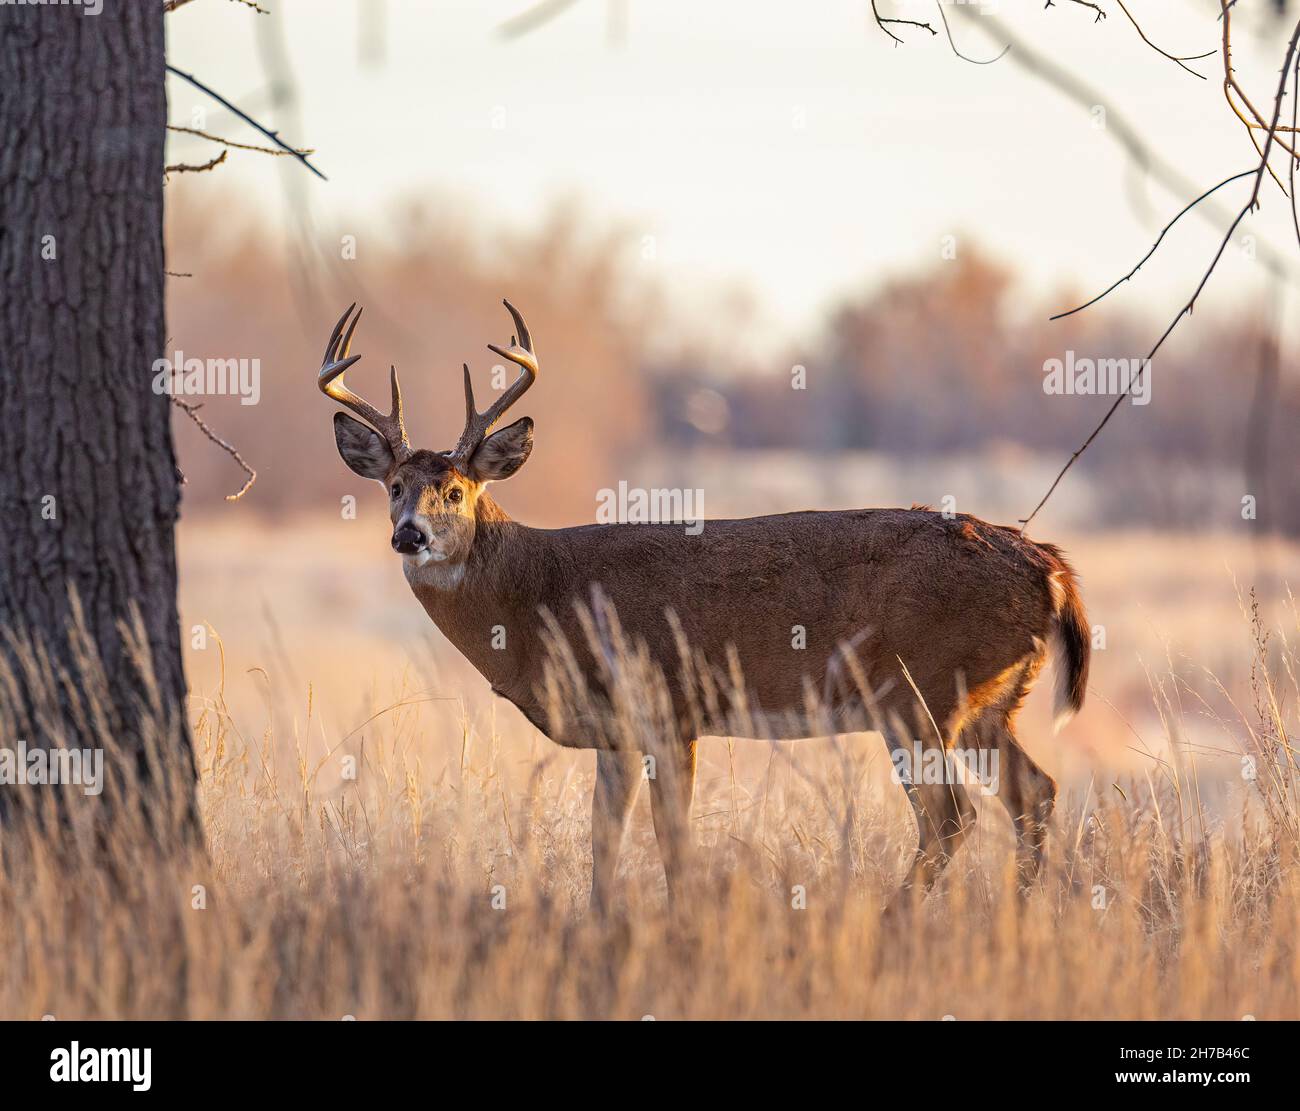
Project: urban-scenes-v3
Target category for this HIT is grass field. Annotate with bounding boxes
[2,515,1297,1019]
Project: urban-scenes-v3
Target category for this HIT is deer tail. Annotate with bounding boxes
[1042,549,1090,732]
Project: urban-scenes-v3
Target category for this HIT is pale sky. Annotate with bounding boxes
[166,0,1300,354]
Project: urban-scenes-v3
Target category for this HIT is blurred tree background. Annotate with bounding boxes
[166,191,1299,534]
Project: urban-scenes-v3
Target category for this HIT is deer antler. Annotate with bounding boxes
[318,303,410,461]
[451,300,538,466]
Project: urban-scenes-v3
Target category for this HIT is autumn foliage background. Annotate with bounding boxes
[166,187,1300,533]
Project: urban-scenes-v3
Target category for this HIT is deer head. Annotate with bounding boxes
[319,300,538,571]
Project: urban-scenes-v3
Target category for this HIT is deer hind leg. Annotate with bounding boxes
[903,778,977,892]
[646,739,698,909]
[590,749,645,913]
[884,730,977,894]
[974,710,1057,891]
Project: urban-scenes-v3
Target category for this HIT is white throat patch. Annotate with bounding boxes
[403,554,466,591]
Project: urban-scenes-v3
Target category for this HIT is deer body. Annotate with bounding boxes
[404,500,1081,746]
[316,302,1090,909]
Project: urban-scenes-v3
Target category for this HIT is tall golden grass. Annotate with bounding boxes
[1,523,1298,1019]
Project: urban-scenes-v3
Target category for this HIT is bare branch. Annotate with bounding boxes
[1050,169,1256,320]
[164,149,227,175]
[1020,14,1300,533]
[957,9,1300,284]
[1045,0,1107,24]
[1221,3,1298,181]
[165,0,268,13]
[171,397,257,501]
[1236,120,1300,134]
[871,0,936,46]
[936,1,1008,65]
[165,64,327,181]
[167,124,313,159]
[1292,51,1300,253]
[1115,0,1214,80]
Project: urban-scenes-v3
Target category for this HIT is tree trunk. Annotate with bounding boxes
[0,3,196,829]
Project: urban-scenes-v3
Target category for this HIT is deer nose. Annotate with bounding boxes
[391,525,426,554]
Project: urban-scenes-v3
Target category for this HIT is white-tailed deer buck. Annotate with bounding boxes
[317,301,1090,908]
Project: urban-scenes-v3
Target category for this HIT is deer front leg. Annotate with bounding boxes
[590,749,645,913]
[647,739,698,909]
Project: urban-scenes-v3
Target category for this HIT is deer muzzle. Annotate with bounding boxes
[391,523,427,555]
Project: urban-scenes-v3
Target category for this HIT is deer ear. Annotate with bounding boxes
[333,412,393,480]
[468,416,533,482]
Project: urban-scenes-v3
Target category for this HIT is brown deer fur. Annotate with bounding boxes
[317,303,1091,909]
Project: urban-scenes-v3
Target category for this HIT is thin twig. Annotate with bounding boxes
[1046,0,1107,23]
[171,397,257,501]
[1115,0,1213,79]
[1225,85,1290,196]
[871,0,935,46]
[956,9,1300,286]
[1050,169,1256,320]
[164,149,227,175]
[1235,120,1300,134]
[1020,14,1300,533]
[167,124,313,158]
[165,64,327,181]
[1221,3,1298,180]
[936,0,1008,65]
[1291,49,1300,253]
[165,0,268,12]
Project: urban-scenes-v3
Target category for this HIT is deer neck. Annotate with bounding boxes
[402,494,551,696]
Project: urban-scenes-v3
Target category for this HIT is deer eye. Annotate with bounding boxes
[446,487,463,504]
[390,483,402,499]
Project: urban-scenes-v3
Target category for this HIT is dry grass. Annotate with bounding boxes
[1,520,1298,1019]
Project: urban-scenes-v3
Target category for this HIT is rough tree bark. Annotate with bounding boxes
[0,3,196,827]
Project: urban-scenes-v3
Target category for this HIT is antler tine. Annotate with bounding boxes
[500,298,532,352]
[317,304,411,460]
[323,301,356,365]
[388,364,405,433]
[452,300,539,465]
[462,362,477,425]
